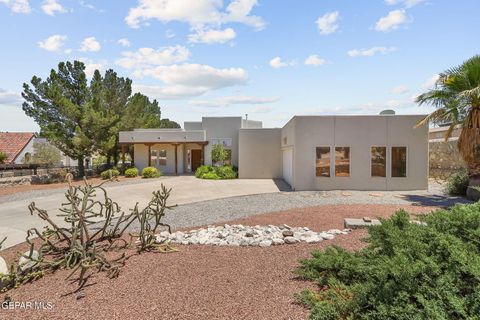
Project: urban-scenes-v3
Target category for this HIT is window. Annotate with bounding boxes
[211,138,232,148]
[316,147,330,177]
[159,150,167,166]
[150,149,157,166]
[392,147,407,177]
[335,147,350,177]
[371,147,386,177]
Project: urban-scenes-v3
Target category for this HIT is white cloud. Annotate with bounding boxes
[131,64,248,99]
[421,74,440,90]
[190,95,278,108]
[41,0,66,16]
[38,34,67,52]
[389,85,409,94]
[80,37,101,52]
[375,9,410,32]
[165,29,175,38]
[116,46,190,69]
[79,0,104,12]
[269,56,294,69]
[316,11,339,35]
[251,106,273,113]
[125,0,264,30]
[117,38,131,47]
[0,88,22,105]
[347,46,397,57]
[385,0,425,8]
[188,27,236,44]
[0,0,31,13]
[79,58,106,77]
[304,54,326,67]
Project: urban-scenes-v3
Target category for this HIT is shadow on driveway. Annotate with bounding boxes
[400,194,471,208]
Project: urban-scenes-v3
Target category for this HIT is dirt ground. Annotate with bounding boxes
[0,204,437,320]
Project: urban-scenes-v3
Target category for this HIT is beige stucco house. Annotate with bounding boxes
[119,113,429,191]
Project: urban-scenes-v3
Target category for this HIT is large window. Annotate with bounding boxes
[371,147,386,177]
[391,147,407,177]
[335,147,350,177]
[316,147,331,177]
[150,149,157,166]
[159,150,167,166]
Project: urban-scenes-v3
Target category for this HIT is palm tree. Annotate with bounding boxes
[416,55,480,197]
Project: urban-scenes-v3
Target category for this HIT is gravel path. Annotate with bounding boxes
[127,184,471,233]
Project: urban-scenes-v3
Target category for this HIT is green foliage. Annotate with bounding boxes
[124,167,138,177]
[295,203,480,320]
[195,165,214,178]
[194,165,236,179]
[142,166,161,178]
[445,168,469,196]
[100,168,120,180]
[0,151,7,164]
[159,118,181,128]
[28,141,62,165]
[92,155,108,169]
[215,165,237,179]
[211,143,228,165]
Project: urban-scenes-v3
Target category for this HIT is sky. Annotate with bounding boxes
[0,0,479,132]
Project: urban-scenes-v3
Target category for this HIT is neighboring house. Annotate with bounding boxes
[429,125,462,141]
[119,113,429,191]
[0,132,77,166]
[0,132,36,164]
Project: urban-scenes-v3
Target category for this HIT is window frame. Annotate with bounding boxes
[370,146,387,178]
[391,146,408,178]
[315,146,331,178]
[334,146,351,178]
[158,149,167,166]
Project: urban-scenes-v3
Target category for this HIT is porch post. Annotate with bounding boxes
[174,144,178,176]
[147,144,151,167]
[201,143,205,165]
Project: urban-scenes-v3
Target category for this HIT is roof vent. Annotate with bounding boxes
[379,109,395,115]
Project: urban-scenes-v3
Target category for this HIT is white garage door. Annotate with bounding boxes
[282,148,293,187]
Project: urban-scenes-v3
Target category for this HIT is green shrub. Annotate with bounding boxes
[295,203,480,320]
[124,167,138,178]
[0,151,7,164]
[142,166,161,178]
[445,168,469,196]
[100,168,120,180]
[195,165,214,178]
[215,165,237,179]
[202,172,221,180]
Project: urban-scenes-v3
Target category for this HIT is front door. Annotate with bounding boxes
[191,149,202,171]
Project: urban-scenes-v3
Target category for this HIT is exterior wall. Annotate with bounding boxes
[184,122,203,130]
[202,117,243,167]
[242,119,263,128]
[133,144,184,175]
[429,126,461,140]
[429,138,466,180]
[238,128,282,178]
[14,138,35,164]
[290,115,428,191]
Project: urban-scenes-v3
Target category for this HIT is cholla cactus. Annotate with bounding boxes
[24,178,177,289]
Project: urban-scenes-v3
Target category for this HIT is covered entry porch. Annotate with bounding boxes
[119,129,209,175]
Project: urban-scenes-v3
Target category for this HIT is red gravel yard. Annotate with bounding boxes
[0,204,436,320]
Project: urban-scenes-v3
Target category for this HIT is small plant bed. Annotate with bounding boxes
[295,202,480,319]
[195,165,237,180]
[0,176,177,294]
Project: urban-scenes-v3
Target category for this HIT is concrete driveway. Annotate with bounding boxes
[0,176,285,248]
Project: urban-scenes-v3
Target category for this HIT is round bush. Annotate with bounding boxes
[201,172,221,180]
[124,167,139,178]
[142,166,161,178]
[100,168,120,180]
[195,165,214,178]
[445,168,469,195]
[215,165,237,179]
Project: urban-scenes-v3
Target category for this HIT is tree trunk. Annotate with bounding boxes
[78,156,85,178]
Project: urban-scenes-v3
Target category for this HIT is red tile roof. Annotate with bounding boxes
[0,132,35,163]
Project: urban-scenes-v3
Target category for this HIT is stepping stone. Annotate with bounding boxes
[344,218,381,229]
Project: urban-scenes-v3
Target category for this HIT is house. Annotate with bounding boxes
[0,132,36,164]
[119,113,429,191]
[0,132,77,166]
[429,125,462,141]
